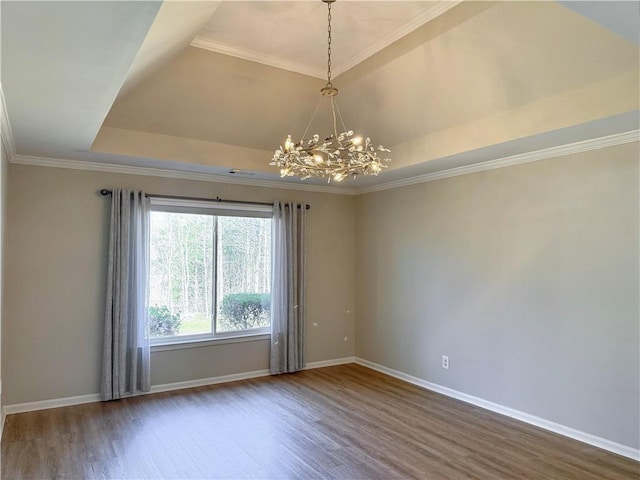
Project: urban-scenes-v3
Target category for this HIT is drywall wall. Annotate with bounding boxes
[0,142,7,413]
[3,165,355,404]
[355,142,639,449]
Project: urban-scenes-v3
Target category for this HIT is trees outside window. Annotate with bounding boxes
[149,205,271,341]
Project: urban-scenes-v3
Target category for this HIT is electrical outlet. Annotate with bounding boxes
[442,355,449,369]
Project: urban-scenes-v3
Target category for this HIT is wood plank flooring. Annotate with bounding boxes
[2,364,638,479]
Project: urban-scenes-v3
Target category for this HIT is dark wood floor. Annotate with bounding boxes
[2,364,638,479]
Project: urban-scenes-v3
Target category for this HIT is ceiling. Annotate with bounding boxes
[1,1,639,191]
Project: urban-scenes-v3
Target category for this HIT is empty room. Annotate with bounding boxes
[0,0,638,478]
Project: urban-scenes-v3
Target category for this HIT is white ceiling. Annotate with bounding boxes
[192,1,459,78]
[1,1,639,191]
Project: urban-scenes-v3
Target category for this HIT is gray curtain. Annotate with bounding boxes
[101,189,151,400]
[270,202,307,374]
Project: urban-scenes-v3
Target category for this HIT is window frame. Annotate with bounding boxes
[149,197,273,348]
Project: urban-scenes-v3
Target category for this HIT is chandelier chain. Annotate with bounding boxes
[327,1,332,87]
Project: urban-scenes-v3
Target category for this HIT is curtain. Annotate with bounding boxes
[101,189,151,400]
[270,202,307,374]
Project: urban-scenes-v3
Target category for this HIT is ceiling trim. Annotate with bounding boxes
[355,130,640,195]
[0,82,17,160]
[190,38,327,79]
[7,130,638,197]
[190,0,461,79]
[10,154,357,195]
[333,0,461,78]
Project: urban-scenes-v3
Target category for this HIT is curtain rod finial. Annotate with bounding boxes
[100,189,111,196]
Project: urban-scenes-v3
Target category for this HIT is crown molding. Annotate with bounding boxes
[0,82,17,160]
[11,154,357,195]
[332,1,461,77]
[191,37,326,79]
[355,130,640,195]
[9,130,638,197]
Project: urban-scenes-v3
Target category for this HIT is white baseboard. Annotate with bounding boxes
[306,356,356,370]
[4,392,102,415]
[2,356,356,416]
[0,406,5,441]
[355,357,640,462]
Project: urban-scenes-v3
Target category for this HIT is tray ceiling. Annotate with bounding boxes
[1,1,638,190]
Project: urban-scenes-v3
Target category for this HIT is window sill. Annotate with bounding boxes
[151,332,270,352]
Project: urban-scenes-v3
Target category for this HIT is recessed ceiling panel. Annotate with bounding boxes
[192,1,458,78]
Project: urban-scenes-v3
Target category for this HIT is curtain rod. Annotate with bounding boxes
[99,189,310,210]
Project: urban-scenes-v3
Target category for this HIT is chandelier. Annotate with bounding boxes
[270,0,391,182]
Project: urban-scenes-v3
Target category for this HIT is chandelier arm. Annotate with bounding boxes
[330,97,339,138]
[300,97,324,141]
[333,99,348,135]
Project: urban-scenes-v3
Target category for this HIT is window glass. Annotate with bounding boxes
[149,207,271,342]
[216,216,271,333]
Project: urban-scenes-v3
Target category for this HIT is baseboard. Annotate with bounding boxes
[306,356,356,370]
[4,393,102,415]
[355,357,640,462]
[0,406,5,441]
[2,356,356,416]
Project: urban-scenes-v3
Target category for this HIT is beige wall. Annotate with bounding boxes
[3,165,355,404]
[0,142,6,413]
[355,142,640,449]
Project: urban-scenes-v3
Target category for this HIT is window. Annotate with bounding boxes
[149,198,272,345]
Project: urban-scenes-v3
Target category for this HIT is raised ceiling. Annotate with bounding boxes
[2,1,639,190]
[191,1,459,79]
